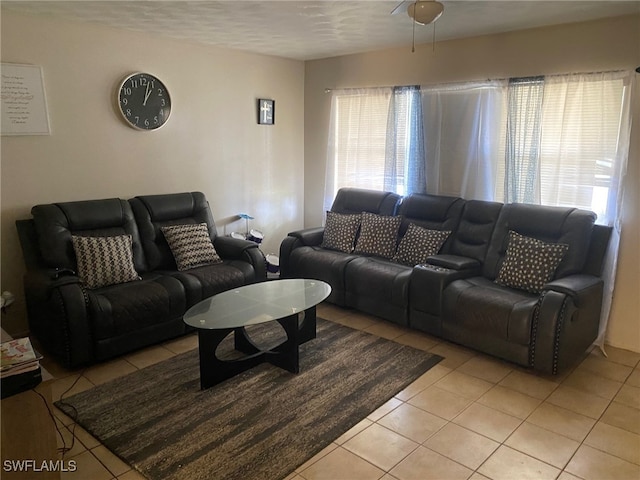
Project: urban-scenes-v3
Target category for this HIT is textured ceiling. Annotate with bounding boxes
[3,1,639,60]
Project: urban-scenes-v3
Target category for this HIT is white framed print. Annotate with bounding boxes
[1,63,51,135]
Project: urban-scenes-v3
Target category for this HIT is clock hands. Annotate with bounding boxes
[143,81,152,106]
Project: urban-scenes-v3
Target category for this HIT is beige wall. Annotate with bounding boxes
[304,15,640,352]
[1,12,305,334]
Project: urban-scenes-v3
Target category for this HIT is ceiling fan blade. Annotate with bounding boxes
[390,0,411,15]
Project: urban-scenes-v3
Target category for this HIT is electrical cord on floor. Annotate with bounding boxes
[34,370,84,458]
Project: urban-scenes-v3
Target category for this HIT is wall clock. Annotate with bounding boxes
[117,72,171,130]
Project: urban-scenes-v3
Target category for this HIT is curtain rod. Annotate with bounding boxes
[324,69,631,93]
[324,80,495,93]
[324,84,419,93]
[324,78,500,93]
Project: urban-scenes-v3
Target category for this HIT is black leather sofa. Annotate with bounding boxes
[344,193,465,326]
[279,188,402,305]
[16,192,266,368]
[280,188,611,374]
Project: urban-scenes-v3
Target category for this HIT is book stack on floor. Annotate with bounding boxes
[1,337,43,398]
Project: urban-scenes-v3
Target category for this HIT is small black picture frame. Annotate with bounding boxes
[257,99,275,125]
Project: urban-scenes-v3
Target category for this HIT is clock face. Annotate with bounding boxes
[118,73,171,130]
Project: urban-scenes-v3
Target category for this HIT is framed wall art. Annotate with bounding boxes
[257,98,274,125]
[1,63,51,135]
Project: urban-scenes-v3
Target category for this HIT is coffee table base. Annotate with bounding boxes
[196,307,317,389]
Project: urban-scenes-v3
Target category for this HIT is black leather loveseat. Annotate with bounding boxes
[280,188,611,374]
[16,192,266,368]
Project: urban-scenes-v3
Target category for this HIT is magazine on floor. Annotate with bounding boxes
[1,337,42,378]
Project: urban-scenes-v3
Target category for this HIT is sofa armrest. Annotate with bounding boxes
[279,227,325,278]
[288,227,325,247]
[543,274,603,307]
[426,254,481,271]
[531,276,604,374]
[23,269,93,368]
[213,236,266,280]
[214,235,258,258]
[410,263,481,318]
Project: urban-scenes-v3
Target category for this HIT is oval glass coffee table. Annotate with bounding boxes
[184,279,331,389]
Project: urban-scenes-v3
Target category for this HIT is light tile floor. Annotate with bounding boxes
[38,302,640,480]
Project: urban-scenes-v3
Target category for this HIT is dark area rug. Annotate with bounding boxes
[56,318,442,480]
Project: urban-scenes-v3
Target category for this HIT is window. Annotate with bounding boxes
[503,72,631,224]
[329,88,391,194]
[539,73,629,223]
[324,86,424,209]
[326,71,632,227]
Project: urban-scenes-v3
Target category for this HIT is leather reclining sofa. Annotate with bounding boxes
[280,188,612,374]
[16,192,266,368]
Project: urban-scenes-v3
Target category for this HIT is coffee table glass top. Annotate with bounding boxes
[183,279,331,330]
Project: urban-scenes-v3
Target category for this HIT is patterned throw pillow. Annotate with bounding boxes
[71,235,140,289]
[354,212,403,259]
[393,224,451,266]
[496,230,569,294]
[320,211,362,253]
[161,223,222,271]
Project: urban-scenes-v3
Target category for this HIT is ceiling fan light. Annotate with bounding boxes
[408,1,444,25]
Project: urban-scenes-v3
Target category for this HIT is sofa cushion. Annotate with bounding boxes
[331,187,401,216]
[393,224,450,266]
[88,273,186,341]
[448,200,503,263]
[71,235,140,289]
[345,257,413,326]
[443,276,539,346]
[320,211,361,253]
[161,223,222,271]
[354,213,402,259]
[171,263,247,307]
[287,246,360,306]
[130,192,218,271]
[496,231,569,294]
[484,203,595,280]
[397,193,464,234]
[31,198,146,273]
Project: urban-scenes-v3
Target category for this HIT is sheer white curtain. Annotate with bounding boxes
[504,77,545,204]
[385,86,426,195]
[537,71,634,351]
[420,81,508,200]
[324,87,392,212]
